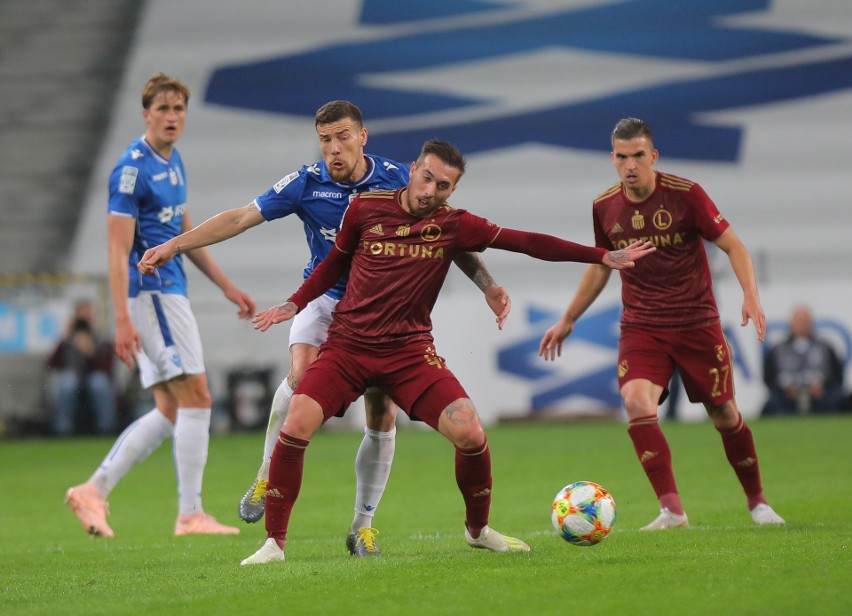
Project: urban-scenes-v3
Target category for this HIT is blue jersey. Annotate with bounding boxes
[108,137,188,297]
[255,153,409,300]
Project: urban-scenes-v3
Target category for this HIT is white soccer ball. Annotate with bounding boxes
[551,480,617,546]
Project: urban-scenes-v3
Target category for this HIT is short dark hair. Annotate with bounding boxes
[419,140,467,179]
[315,100,363,128]
[611,117,653,146]
[142,72,190,109]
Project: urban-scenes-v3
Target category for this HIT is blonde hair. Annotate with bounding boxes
[141,72,190,109]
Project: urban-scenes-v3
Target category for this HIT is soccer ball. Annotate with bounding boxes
[551,481,617,546]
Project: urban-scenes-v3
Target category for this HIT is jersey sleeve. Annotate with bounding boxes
[455,210,502,251]
[333,197,364,254]
[108,162,142,218]
[592,205,614,250]
[254,168,308,222]
[690,183,730,241]
[490,228,606,263]
[287,246,349,311]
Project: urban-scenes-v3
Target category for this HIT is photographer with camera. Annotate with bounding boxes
[46,300,117,436]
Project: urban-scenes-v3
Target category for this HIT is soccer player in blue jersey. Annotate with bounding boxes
[65,73,255,538]
[139,100,511,556]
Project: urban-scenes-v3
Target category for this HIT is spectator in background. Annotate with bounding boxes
[46,300,117,436]
[762,305,847,415]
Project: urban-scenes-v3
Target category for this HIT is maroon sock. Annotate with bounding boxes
[628,417,683,515]
[265,432,310,545]
[455,440,491,538]
[717,415,766,509]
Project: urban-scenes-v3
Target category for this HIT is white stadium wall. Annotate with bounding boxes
[69,0,852,425]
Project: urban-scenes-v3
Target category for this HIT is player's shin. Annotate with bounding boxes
[628,418,683,514]
[717,415,766,509]
[455,440,492,538]
[265,432,310,544]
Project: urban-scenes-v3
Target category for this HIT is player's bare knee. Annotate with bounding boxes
[705,400,740,429]
[187,382,212,408]
[438,400,484,448]
[622,393,655,418]
[170,375,212,408]
[621,380,663,418]
[282,394,324,439]
[454,424,486,450]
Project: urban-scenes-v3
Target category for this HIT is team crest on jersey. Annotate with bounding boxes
[652,207,672,230]
[119,166,138,194]
[169,169,178,186]
[273,171,299,193]
[420,223,442,242]
[631,211,645,230]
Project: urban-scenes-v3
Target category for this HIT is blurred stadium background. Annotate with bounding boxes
[2,0,851,436]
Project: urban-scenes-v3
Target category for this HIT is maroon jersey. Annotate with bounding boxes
[325,189,501,346]
[288,189,605,345]
[593,172,730,329]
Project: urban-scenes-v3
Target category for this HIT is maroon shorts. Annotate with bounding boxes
[295,336,469,430]
[618,322,735,406]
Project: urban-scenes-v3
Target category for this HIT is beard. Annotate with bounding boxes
[328,165,353,183]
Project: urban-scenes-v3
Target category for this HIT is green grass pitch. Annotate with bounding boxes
[1,416,850,615]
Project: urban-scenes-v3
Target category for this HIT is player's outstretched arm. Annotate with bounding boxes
[253,301,298,332]
[137,203,264,275]
[602,240,656,270]
[491,229,654,268]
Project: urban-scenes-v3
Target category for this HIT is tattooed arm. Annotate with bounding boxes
[452,252,511,330]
